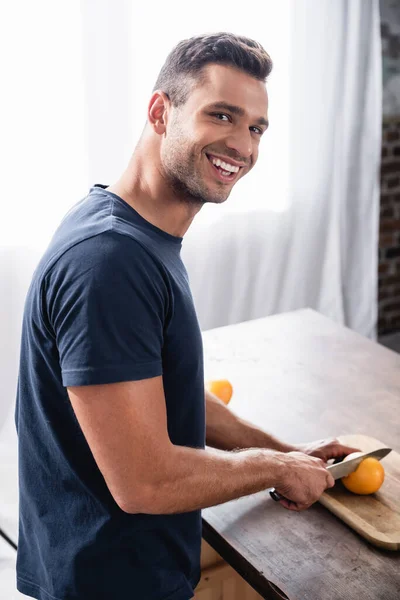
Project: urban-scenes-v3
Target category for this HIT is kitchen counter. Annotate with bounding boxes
[201,308,400,600]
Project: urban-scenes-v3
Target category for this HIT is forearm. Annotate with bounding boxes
[139,444,284,515]
[205,389,295,452]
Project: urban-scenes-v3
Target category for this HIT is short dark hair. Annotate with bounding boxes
[153,32,273,106]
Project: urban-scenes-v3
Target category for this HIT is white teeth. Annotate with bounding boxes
[210,156,239,173]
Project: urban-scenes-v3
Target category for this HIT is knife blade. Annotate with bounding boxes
[326,447,392,480]
[269,447,392,502]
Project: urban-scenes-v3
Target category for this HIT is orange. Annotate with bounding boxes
[205,379,233,405]
[341,453,385,495]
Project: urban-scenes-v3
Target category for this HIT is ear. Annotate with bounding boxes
[147,91,170,135]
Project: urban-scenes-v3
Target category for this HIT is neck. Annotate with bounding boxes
[107,138,202,238]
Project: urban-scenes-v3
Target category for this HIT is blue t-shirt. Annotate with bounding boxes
[15,185,206,600]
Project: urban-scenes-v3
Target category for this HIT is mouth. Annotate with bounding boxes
[205,154,244,184]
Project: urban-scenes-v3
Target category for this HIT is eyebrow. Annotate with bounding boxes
[206,101,269,129]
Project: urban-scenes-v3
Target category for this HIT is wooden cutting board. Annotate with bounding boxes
[319,434,400,550]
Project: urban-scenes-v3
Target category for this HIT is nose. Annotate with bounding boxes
[224,128,253,161]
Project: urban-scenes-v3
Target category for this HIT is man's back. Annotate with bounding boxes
[15,185,205,600]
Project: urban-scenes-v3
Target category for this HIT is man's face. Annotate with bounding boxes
[160,63,269,205]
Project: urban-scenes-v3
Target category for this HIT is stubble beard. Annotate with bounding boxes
[162,141,231,207]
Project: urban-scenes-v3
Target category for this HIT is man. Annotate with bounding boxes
[16,32,357,600]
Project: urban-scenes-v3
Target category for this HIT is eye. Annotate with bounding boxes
[250,126,263,136]
[211,113,231,122]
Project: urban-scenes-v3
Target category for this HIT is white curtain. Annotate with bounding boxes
[0,0,381,437]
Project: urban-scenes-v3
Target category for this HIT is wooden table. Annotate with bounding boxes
[201,309,400,600]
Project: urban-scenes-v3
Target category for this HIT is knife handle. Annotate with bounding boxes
[269,488,284,501]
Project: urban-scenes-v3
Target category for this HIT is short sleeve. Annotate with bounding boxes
[45,232,167,386]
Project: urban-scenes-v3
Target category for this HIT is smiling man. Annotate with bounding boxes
[15,33,357,600]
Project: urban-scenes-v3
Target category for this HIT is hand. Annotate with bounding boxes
[273,451,335,511]
[294,437,360,463]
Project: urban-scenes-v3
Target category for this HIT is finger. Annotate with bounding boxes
[326,472,335,488]
[286,503,302,511]
[278,498,313,512]
[321,445,361,460]
[329,447,361,461]
[341,445,362,454]
[279,498,299,510]
[285,501,312,512]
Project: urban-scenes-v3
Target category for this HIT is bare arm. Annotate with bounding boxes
[67,377,333,515]
[205,389,295,452]
[205,390,360,462]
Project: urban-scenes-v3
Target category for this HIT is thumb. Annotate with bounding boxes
[327,473,335,488]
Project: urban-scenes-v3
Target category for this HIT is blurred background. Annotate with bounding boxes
[0,1,399,593]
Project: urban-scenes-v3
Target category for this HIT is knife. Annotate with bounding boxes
[269,447,392,502]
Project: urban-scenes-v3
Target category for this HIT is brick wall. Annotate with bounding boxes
[379,1,400,336]
[379,118,400,335]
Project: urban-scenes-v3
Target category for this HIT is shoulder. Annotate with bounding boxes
[48,230,166,283]
[43,231,171,332]
[42,231,171,321]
